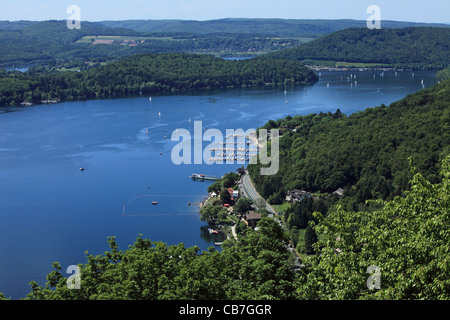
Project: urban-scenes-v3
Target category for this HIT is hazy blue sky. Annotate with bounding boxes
[1,0,448,23]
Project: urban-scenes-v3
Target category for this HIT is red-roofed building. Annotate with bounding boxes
[228,188,239,200]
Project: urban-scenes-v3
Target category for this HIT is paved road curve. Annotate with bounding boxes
[240,170,275,214]
[239,170,303,264]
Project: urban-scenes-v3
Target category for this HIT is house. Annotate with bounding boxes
[333,188,344,197]
[244,211,262,228]
[228,188,239,200]
[285,189,310,203]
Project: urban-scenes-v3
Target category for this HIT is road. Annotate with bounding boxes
[240,170,276,214]
[238,170,302,264]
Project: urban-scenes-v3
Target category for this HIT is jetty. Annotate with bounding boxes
[190,173,219,181]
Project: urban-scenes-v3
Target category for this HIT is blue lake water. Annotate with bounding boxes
[0,69,438,299]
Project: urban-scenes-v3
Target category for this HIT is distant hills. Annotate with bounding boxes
[0,19,449,69]
[266,27,450,69]
[2,18,449,37]
[100,18,450,37]
[0,20,303,68]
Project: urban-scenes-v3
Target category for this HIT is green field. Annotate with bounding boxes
[335,61,391,68]
[76,35,183,44]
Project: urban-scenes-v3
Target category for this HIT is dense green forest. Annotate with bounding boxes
[0,20,302,68]
[267,27,450,69]
[249,79,449,211]
[437,66,450,81]
[0,20,142,67]
[101,18,450,37]
[0,154,447,300]
[0,52,317,106]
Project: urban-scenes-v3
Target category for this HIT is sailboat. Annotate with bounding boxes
[149,97,152,101]
[158,111,161,117]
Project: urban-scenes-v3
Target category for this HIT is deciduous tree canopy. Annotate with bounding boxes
[0,53,317,106]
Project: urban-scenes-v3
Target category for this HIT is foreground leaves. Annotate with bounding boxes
[298,155,450,299]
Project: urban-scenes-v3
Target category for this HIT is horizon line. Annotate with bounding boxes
[1,18,449,25]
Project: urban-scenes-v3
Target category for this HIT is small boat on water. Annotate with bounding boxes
[208,228,218,234]
[215,242,223,246]
[151,201,158,205]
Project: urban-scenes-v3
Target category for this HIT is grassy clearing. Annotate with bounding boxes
[335,61,390,68]
[273,202,292,214]
[76,35,185,44]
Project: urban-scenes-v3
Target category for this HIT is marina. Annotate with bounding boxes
[190,174,220,181]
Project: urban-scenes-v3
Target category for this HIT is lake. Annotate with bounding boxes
[0,69,438,299]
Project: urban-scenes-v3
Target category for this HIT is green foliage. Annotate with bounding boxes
[101,19,450,38]
[267,27,450,69]
[285,197,316,230]
[437,66,450,81]
[234,197,253,215]
[199,204,228,224]
[0,52,317,106]
[298,155,450,299]
[304,224,318,255]
[219,188,232,205]
[222,172,239,189]
[235,220,250,237]
[23,218,296,300]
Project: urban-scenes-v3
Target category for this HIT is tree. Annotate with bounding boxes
[233,197,253,215]
[304,224,318,255]
[23,218,298,300]
[220,188,232,205]
[298,155,450,300]
[254,198,267,210]
[222,172,239,188]
[200,204,228,224]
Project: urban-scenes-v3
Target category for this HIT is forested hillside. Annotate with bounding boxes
[101,18,450,37]
[249,79,450,210]
[0,53,317,106]
[267,27,450,69]
[437,66,450,81]
[0,20,141,67]
[0,20,302,68]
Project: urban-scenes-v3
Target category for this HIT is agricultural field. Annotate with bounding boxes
[76,35,185,46]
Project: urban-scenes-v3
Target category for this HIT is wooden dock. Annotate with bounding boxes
[190,174,219,181]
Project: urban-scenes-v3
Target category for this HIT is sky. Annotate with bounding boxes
[0,0,449,23]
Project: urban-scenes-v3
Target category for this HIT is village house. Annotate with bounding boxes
[228,188,239,200]
[244,211,262,228]
[285,189,310,203]
[333,188,344,197]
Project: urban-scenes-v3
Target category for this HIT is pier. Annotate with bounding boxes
[190,174,220,181]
